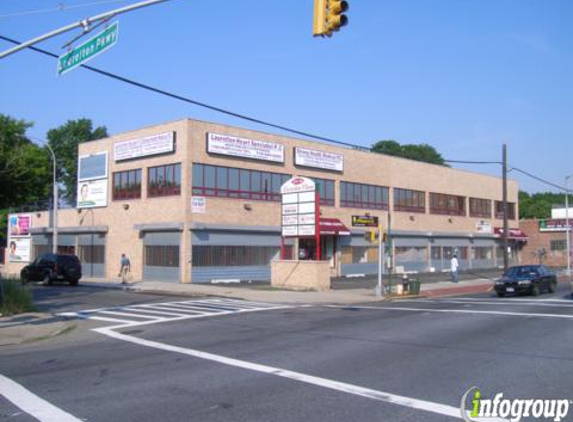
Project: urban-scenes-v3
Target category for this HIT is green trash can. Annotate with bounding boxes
[408,278,421,295]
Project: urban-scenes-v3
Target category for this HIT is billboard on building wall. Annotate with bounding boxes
[114,132,175,161]
[207,132,285,163]
[77,179,108,208]
[294,147,344,172]
[7,213,32,262]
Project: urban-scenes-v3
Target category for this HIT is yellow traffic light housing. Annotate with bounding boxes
[313,0,348,37]
[326,0,348,33]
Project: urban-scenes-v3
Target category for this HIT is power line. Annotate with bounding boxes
[0,0,130,19]
[509,166,571,192]
[0,34,364,150]
[444,159,502,165]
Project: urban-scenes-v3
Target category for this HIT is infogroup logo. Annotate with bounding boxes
[460,387,571,422]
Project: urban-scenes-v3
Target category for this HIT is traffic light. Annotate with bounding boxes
[364,230,379,243]
[313,0,348,37]
[326,0,349,33]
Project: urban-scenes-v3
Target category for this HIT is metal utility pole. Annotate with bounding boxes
[45,144,58,254]
[0,0,177,59]
[502,144,509,272]
[565,174,573,276]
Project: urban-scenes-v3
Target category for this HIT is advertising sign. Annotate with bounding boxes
[114,132,175,161]
[191,196,206,213]
[476,221,493,234]
[207,132,285,163]
[280,176,315,195]
[8,238,31,263]
[294,147,344,172]
[351,215,379,227]
[78,151,108,181]
[8,213,32,237]
[77,179,108,208]
[539,219,572,232]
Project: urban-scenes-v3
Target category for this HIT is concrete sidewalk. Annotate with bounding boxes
[0,313,76,346]
[81,277,495,304]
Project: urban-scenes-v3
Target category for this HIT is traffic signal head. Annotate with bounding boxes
[326,0,349,33]
[313,0,327,36]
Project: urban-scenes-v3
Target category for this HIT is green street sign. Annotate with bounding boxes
[57,22,118,76]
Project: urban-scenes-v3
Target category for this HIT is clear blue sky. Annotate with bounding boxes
[1,0,572,193]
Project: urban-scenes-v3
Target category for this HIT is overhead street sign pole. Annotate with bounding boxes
[0,0,177,60]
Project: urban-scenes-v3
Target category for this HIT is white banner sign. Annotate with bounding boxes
[282,225,298,236]
[280,177,317,237]
[191,196,206,213]
[476,221,492,234]
[207,132,284,163]
[8,238,31,263]
[280,176,315,194]
[298,225,316,236]
[295,147,344,172]
[114,132,175,161]
[77,179,108,208]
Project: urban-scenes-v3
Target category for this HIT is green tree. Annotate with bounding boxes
[371,139,448,166]
[518,190,567,219]
[0,114,51,246]
[47,119,108,205]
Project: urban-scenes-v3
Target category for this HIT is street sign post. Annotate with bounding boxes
[57,22,118,76]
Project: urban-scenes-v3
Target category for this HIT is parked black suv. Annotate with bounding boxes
[21,254,82,286]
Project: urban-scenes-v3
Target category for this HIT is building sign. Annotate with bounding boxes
[294,147,344,172]
[7,213,32,263]
[114,132,175,161]
[280,177,316,237]
[207,132,285,163]
[191,196,206,213]
[78,151,108,181]
[476,221,493,234]
[77,179,108,208]
[351,215,379,227]
[539,219,572,232]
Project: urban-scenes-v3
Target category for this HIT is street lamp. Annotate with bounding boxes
[565,174,573,277]
[45,144,58,254]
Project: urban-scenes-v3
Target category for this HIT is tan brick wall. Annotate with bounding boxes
[519,219,569,267]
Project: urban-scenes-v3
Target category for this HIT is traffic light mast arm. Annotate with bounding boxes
[0,0,177,59]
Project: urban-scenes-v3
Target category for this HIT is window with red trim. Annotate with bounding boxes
[148,163,181,197]
[469,197,492,218]
[429,193,466,216]
[113,169,142,200]
[340,181,389,210]
[394,188,425,213]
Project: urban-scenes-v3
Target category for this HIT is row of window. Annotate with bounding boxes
[111,162,516,219]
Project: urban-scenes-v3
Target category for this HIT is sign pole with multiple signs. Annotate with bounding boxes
[280,176,321,261]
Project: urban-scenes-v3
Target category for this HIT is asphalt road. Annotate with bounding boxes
[1,284,573,422]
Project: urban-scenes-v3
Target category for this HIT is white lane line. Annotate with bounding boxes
[327,305,573,319]
[0,374,82,422]
[95,328,502,421]
[419,299,573,309]
[97,311,163,320]
[85,315,140,324]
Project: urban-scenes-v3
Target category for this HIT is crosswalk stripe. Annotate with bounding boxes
[97,311,162,320]
[136,304,217,314]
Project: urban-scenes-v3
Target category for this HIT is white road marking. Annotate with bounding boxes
[326,305,573,319]
[0,374,82,422]
[416,299,573,309]
[94,327,506,421]
[58,299,293,328]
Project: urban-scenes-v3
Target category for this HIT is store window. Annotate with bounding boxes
[113,169,142,200]
[394,188,425,213]
[494,201,516,220]
[551,240,566,251]
[469,198,492,218]
[145,245,179,267]
[148,163,181,197]
[429,193,466,216]
[340,181,389,210]
[192,163,290,202]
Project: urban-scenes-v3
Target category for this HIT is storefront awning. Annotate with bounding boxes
[494,227,528,242]
[319,218,351,235]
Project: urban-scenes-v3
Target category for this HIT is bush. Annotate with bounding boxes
[0,278,35,316]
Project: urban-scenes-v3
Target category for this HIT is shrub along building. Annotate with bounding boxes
[4,118,521,283]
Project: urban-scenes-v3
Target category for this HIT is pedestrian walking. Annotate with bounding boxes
[450,253,459,283]
[118,253,131,284]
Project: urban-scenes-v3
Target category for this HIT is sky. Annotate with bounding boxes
[1,0,572,193]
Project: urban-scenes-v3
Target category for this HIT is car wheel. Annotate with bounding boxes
[496,291,505,298]
[531,284,540,297]
[548,281,557,294]
[69,279,79,286]
[21,272,28,284]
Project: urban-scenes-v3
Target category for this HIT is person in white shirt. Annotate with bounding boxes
[450,253,459,283]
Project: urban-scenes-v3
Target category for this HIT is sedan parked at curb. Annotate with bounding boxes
[494,265,557,297]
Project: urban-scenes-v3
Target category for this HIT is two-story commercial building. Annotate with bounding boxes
[4,118,521,283]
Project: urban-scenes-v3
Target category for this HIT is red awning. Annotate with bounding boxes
[494,227,528,242]
[319,218,351,235]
